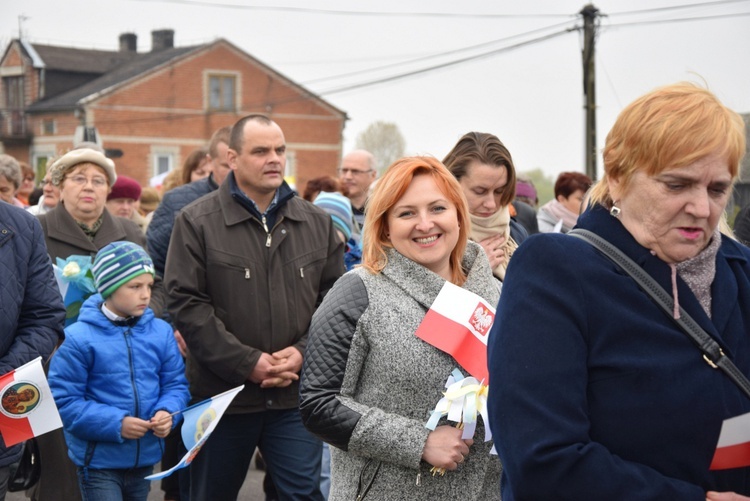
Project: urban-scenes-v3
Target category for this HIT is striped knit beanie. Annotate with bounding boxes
[313,191,354,242]
[92,241,154,298]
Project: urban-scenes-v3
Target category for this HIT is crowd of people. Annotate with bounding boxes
[1,81,750,501]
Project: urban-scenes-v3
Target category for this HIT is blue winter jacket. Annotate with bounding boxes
[0,203,64,466]
[49,294,190,470]
[489,204,750,499]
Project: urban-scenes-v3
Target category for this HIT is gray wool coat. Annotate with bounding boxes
[301,241,502,501]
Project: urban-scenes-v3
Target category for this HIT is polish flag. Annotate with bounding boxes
[0,357,63,447]
[415,281,496,382]
[710,411,750,470]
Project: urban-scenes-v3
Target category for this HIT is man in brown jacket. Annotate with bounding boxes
[165,114,344,500]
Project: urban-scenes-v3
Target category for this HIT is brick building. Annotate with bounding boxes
[0,30,347,190]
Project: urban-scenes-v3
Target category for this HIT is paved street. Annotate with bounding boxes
[7,459,266,501]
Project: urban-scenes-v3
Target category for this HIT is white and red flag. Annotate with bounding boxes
[415,281,496,382]
[0,357,62,447]
[710,411,750,470]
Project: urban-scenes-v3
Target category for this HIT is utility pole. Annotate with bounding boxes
[580,4,600,181]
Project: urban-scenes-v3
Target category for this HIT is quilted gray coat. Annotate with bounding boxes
[300,241,502,501]
[0,203,63,466]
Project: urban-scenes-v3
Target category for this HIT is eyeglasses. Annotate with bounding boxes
[337,168,373,176]
[66,175,108,188]
[23,177,34,182]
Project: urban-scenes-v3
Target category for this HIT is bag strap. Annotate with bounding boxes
[569,228,750,400]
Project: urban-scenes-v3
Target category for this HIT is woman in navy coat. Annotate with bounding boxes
[488,82,750,500]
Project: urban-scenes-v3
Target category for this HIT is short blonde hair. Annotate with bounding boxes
[361,156,471,286]
[589,82,746,207]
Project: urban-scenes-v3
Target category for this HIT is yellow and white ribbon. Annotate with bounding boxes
[425,368,491,443]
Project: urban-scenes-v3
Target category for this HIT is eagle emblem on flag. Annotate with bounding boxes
[469,304,494,336]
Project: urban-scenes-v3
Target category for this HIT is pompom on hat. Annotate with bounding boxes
[49,148,117,188]
[313,191,354,242]
[92,241,154,299]
[107,175,142,201]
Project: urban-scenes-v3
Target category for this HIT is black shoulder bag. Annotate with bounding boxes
[569,228,750,399]
[8,438,41,492]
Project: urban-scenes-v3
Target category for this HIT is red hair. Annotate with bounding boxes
[361,156,471,286]
[590,82,746,207]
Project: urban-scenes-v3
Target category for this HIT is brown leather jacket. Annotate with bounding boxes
[165,178,344,413]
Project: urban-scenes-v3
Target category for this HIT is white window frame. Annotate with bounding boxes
[151,146,180,177]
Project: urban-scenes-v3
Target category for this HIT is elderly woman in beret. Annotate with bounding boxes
[32,147,164,501]
[488,83,750,500]
[106,175,147,233]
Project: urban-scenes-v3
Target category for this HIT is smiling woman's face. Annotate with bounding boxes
[387,174,460,281]
[610,150,732,264]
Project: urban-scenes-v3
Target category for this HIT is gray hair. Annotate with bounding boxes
[0,154,22,189]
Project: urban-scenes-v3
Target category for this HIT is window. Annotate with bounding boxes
[151,146,179,178]
[3,76,24,109]
[34,154,51,179]
[154,154,173,176]
[208,74,236,111]
[41,119,55,135]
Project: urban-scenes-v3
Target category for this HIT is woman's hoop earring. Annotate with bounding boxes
[610,202,621,218]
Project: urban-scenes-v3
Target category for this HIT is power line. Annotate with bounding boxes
[314,28,574,97]
[605,10,750,27]
[128,0,572,18]
[302,19,576,85]
[73,27,575,126]
[608,0,750,16]
[43,2,747,128]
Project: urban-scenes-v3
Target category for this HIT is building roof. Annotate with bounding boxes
[23,37,346,119]
[31,43,138,74]
[26,44,199,112]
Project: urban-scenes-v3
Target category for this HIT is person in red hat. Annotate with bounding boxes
[106,175,146,233]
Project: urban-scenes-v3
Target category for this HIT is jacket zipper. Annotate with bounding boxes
[123,328,141,467]
[262,215,272,247]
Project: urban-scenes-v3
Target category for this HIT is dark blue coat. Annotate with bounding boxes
[0,203,64,465]
[488,204,750,500]
[146,175,218,278]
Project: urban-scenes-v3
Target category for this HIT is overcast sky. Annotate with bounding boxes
[3,0,749,180]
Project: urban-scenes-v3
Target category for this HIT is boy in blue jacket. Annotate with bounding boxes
[49,241,190,500]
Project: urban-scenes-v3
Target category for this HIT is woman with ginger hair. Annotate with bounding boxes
[300,156,501,500]
[489,83,750,500]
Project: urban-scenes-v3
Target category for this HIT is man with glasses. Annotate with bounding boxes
[338,150,376,228]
